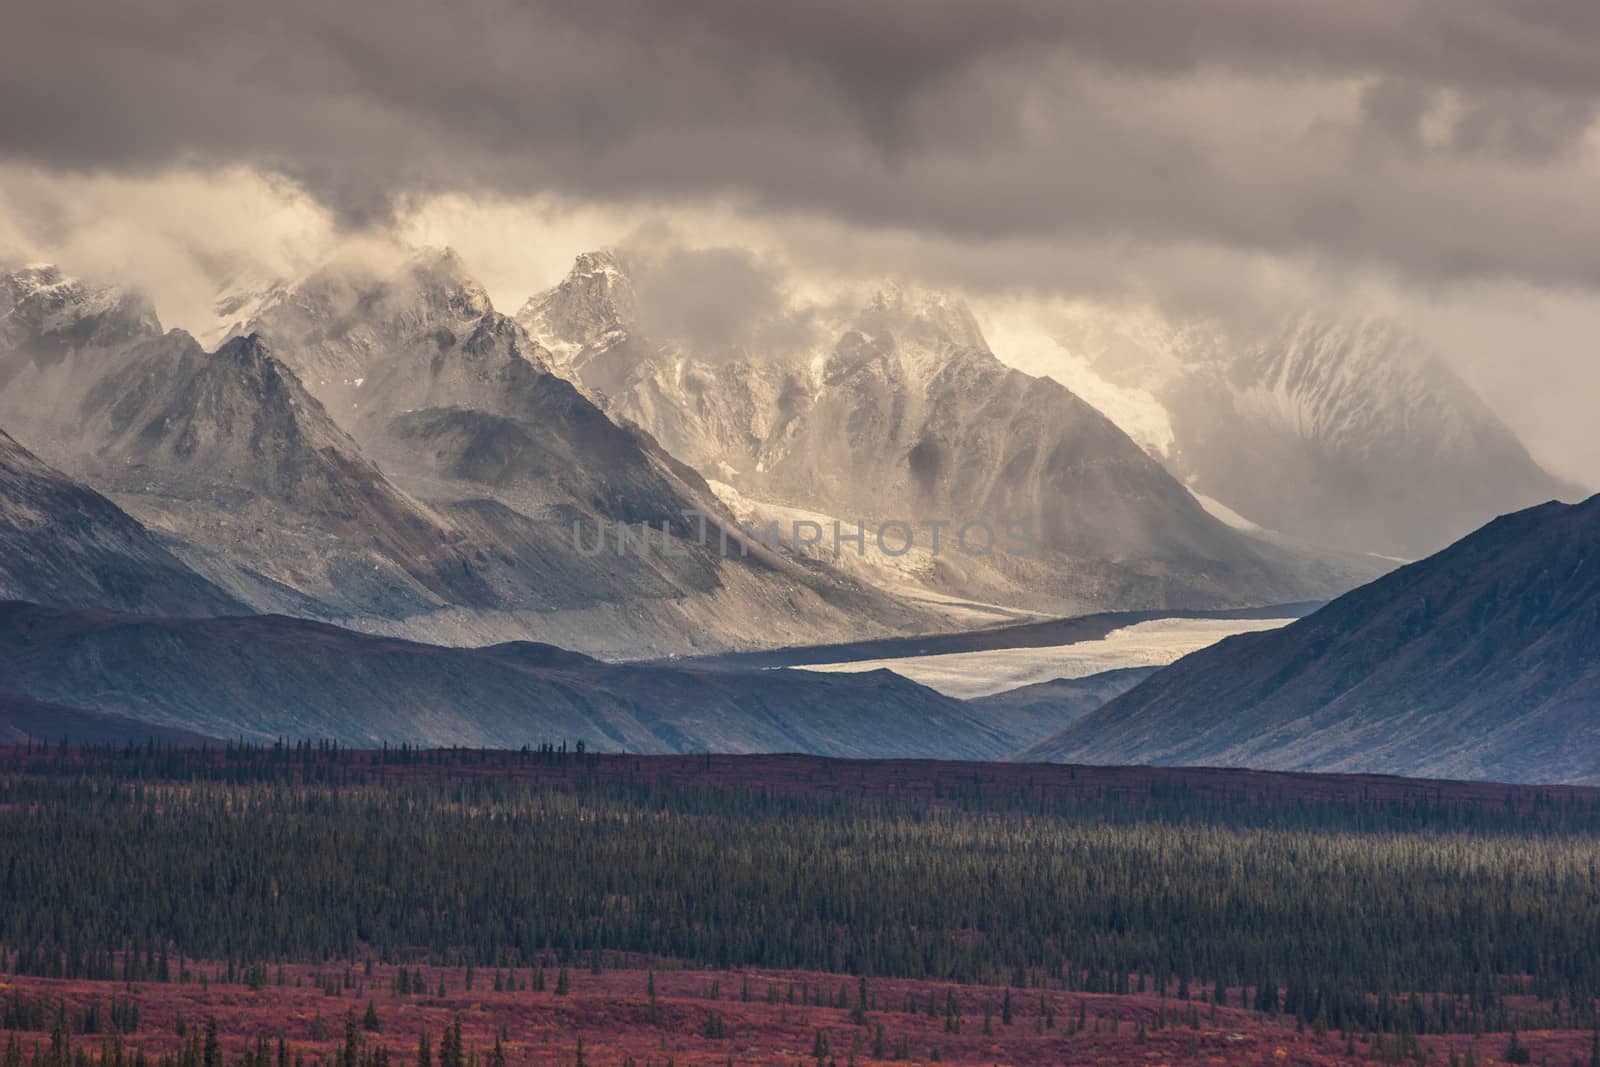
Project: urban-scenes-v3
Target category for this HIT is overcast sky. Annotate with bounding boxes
[2,0,1597,484]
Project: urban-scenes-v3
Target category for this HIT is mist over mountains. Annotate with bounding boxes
[517,248,1392,618]
[1038,305,1582,561]
[516,244,1579,567]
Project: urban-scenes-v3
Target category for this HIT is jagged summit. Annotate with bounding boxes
[207,332,294,385]
[66,322,513,619]
[463,310,552,369]
[515,249,637,364]
[86,331,348,487]
[220,246,496,397]
[397,246,493,322]
[857,282,990,353]
[0,263,161,384]
[349,309,559,437]
[519,254,990,372]
[0,264,67,311]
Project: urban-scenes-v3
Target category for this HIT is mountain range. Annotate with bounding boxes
[0,264,160,391]
[0,255,947,657]
[8,486,1594,779]
[0,252,1384,657]
[2,249,1591,783]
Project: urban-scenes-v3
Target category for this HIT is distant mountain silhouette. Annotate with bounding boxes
[1024,494,1600,783]
[0,600,1051,758]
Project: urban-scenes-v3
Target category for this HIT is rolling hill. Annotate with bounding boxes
[1024,494,1600,783]
[0,600,1040,758]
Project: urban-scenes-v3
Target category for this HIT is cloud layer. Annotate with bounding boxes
[4,0,1600,287]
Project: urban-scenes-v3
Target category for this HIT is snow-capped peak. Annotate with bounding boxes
[0,263,162,352]
[515,248,638,359]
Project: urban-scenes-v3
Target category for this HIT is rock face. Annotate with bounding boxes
[519,253,1382,617]
[517,250,635,366]
[0,600,1026,758]
[1046,307,1581,561]
[73,329,503,618]
[0,425,245,617]
[1023,493,1600,784]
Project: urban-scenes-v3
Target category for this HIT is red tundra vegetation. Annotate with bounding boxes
[7,960,1596,1067]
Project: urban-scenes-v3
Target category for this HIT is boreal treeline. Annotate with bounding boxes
[4,740,1599,837]
[2,766,1600,1039]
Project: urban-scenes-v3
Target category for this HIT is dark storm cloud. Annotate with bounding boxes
[3,0,1600,284]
